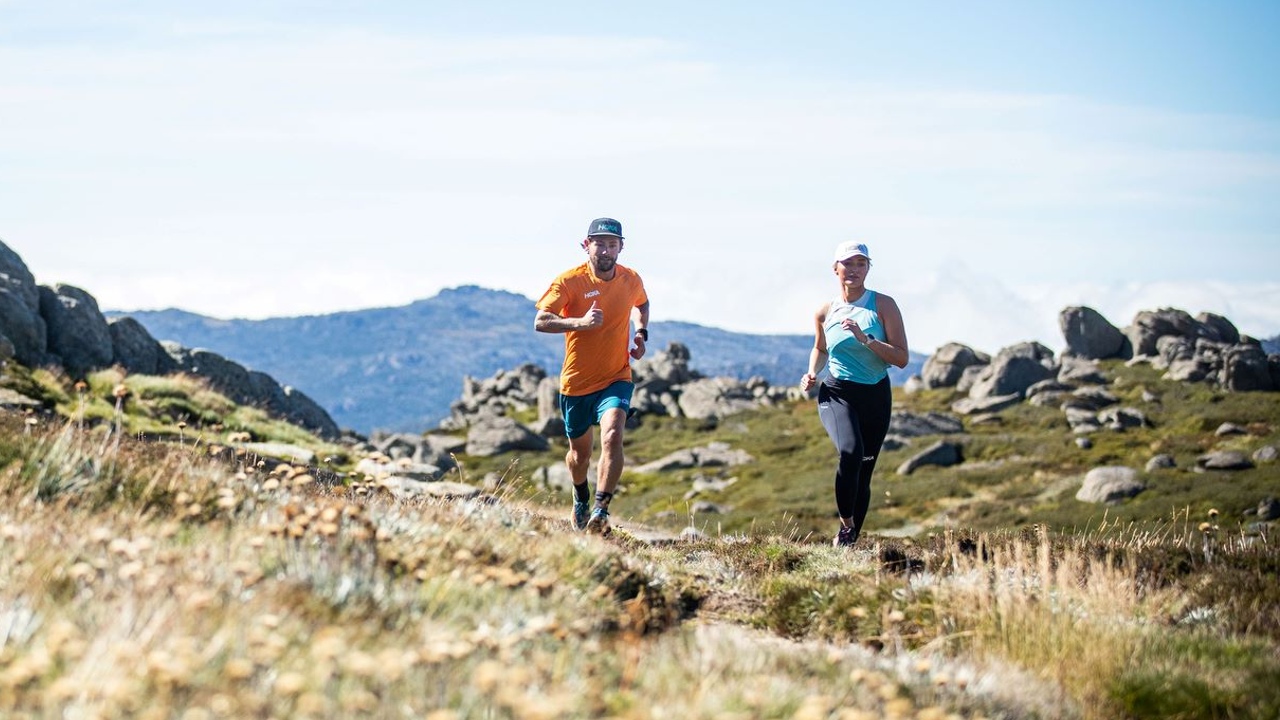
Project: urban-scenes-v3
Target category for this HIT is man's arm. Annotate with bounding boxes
[535,303,603,334]
[631,301,650,336]
[629,301,650,359]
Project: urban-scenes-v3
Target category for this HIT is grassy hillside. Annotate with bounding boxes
[462,359,1280,543]
[1,358,1278,717]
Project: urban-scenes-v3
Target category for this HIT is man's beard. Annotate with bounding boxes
[592,256,617,273]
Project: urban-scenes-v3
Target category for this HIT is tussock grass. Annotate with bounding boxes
[3,351,1279,718]
[1,412,1278,718]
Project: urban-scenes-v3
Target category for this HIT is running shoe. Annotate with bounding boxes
[584,507,611,536]
[571,500,591,531]
[833,526,857,548]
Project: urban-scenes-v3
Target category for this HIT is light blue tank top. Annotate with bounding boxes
[824,290,890,384]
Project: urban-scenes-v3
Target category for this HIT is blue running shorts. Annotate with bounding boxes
[560,380,634,439]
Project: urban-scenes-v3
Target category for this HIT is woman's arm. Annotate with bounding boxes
[800,303,830,392]
[865,293,909,368]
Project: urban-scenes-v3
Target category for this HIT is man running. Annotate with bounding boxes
[534,217,650,535]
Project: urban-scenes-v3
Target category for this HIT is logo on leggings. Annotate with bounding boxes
[863,455,876,462]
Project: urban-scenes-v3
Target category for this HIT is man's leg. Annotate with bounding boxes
[579,382,633,535]
[594,407,627,499]
[585,407,626,535]
[566,428,594,486]
[566,430,594,530]
[562,392,596,530]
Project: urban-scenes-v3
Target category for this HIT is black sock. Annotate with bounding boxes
[594,491,613,510]
[573,482,590,504]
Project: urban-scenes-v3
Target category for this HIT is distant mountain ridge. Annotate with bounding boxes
[112,286,925,434]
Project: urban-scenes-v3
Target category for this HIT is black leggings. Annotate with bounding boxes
[817,376,892,537]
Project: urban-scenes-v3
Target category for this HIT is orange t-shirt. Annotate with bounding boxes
[537,262,648,396]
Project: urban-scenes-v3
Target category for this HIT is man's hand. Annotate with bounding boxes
[630,333,646,360]
[580,301,603,329]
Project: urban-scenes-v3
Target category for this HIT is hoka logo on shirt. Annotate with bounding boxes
[584,290,600,299]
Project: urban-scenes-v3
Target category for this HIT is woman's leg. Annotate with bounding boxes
[844,377,893,537]
[817,383,864,524]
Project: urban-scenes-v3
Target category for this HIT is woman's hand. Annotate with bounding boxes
[841,318,869,344]
[799,372,817,392]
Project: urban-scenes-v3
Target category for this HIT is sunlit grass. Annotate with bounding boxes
[1,409,1278,718]
[19,366,348,463]
[1,350,1278,717]
[522,358,1280,542]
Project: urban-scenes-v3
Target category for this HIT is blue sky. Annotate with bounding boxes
[2,1,1277,353]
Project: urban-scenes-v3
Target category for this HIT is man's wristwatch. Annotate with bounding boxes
[636,328,649,342]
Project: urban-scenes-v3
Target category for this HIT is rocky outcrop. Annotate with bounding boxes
[1060,306,1129,360]
[164,345,257,396]
[1126,309,1202,357]
[0,242,48,366]
[1196,312,1241,345]
[439,363,548,432]
[951,393,1021,416]
[1057,355,1107,384]
[967,342,1057,400]
[896,440,963,475]
[0,238,342,439]
[440,342,801,444]
[465,415,550,457]
[632,342,699,395]
[889,411,964,437]
[108,316,178,376]
[920,343,989,390]
[1120,308,1275,391]
[914,305,1276,432]
[163,344,340,439]
[637,344,796,420]
[39,283,115,378]
[1196,451,1254,471]
[1221,344,1275,392]
[1076,466,1145,504]
[676,377,762,421]
[632,442,754,474]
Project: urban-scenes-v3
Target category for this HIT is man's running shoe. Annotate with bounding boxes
[833,526,856,548]
[571,500,591,531]
[584,507,611,536]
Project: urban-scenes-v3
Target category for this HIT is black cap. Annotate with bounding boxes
[587,218,624,238]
